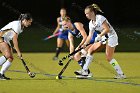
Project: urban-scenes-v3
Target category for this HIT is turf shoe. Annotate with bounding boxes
[87,73,93,78]
[0,73,10,80]
[74,69,92,76]
[114,74,126,79]
[74,69,83,75]
[53,56,58,60]
[74,69,88,76]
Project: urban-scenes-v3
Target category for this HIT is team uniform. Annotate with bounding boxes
[68,23,98,43]
[57,17,69,40]
[0,20,23,80]
[76,14,126,79]
[0,20,23,46]
[89,14,118,47]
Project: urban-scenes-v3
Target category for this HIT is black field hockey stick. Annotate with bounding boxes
[56,59,72,79]
[58,43,90,66]
[12,47,36,78]
[20,58,36,78]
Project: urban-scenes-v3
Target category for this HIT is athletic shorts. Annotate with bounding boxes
[58,30,68,40]
[107,34,118,47]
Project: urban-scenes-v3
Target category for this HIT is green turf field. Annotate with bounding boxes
[0,52,140,93]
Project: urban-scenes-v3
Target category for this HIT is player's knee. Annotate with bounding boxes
[87,49,93,55]
[5,54,13,61]
[74,54,80,61]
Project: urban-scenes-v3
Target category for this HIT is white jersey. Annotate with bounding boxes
[0,20,23,45]
[89,15,118,47]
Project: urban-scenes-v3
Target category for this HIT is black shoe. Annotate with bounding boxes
[0,73,10,80]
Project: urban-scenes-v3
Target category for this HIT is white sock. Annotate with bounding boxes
[83,54,93,70]
[0,56,7,66]
[109,59,123,75]
[0,60,11,75]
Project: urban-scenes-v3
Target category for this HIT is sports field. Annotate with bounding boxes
[0,52,140,93]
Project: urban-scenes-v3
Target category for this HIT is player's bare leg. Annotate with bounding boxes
[0,42,13,80]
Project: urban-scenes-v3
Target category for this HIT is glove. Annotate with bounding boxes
[95,35,101,43]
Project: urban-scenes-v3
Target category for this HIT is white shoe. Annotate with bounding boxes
[81,70,88,76]
[114,74,126,79]
[87,73,93,78]
[76,75,88,79]
[74,69,83,75]
[74,69,88,76]
[74,69,92,76]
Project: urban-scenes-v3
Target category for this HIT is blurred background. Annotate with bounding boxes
[0,0,140,52]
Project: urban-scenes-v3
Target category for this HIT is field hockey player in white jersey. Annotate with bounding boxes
[76,3,126,79]
[0,13,33,80]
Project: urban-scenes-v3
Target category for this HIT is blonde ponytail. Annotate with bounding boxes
[92,3,104,13]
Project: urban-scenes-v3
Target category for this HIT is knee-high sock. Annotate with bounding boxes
[55,47,61,57]
[109,59,124,75]
[78,57,90,73]
[0,60,11,75]
[83,54,93,71]
[0,56,7,66]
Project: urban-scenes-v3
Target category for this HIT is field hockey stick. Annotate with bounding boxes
[43,32,61,40]
[58,43,90,66]
[56,59,72,79]
[20,58,36,78]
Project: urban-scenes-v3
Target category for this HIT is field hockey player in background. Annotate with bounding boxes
[76,3,126,79]
[0,13,33,80]
[52,8,70,60]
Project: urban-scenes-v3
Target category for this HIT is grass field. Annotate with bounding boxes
[0,52,140,93]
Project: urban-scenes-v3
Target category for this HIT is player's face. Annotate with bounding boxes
[85,8,95,20]
[60,9,66,17]
[62,20,70,30]
[22,19,32,27]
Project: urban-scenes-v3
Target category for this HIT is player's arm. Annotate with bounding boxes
[12,33,22,58]
[99,20,109,37]
[94,20,109,42]
[53,17,60,34]
[75,22,87,48]
[68,32,74,54]
[83,29,94,46]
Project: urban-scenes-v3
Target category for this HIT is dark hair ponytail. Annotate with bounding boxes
[18,13,33,21]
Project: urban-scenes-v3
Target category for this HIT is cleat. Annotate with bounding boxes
[0,73,10,80]
[114,74,126,79]
[74,69,88,76]
[76,75,88,79]
[53,56,58,60]
[87,73,93,78]
[74,69,83,75]
[76,73,93,79]
[74,70,93,78]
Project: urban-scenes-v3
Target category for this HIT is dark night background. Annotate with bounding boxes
[0,0,140,52]
[0,0,140,27]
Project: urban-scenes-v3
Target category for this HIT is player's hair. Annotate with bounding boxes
[62,16,71,22]
[60,8,66,11]
[85,3,103,14]
[18,13,33,21]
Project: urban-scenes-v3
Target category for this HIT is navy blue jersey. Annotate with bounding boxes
[68,24,82,38]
